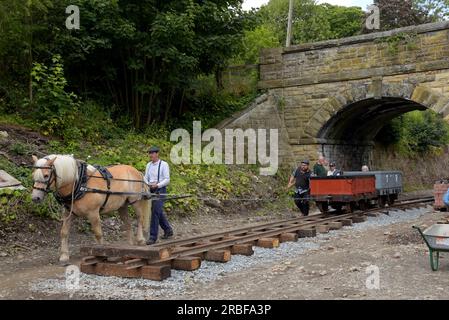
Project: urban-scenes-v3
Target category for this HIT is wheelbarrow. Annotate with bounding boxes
[413,224,449,271]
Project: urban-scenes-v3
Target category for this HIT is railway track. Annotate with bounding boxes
[79,196,434,281]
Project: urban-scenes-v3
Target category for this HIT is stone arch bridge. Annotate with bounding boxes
[218,22,449,170]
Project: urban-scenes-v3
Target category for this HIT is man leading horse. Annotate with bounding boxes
[144,146,174,245]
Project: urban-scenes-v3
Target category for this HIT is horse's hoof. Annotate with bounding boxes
[137,239,146,246]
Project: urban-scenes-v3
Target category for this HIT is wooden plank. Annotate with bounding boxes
[328,222,343,230]
[205,249,231,263]
[172,256,202,271]
[352,216,367,223]
[315,225,330,233]
[95,262,141,278]
[297,228,316,238]
[193,252,206,260]
[0,170,23,188]
[80,244,170,260]
[107,256,125,263]
[141,265,171,281]
[80,262,97,274]
[81,256,103,266]
[231,244,254,256]
[124,258,147,270]
[256,237,280,249]
[366,212,379,217]
[339,219,353,226]
[279,233,298,243]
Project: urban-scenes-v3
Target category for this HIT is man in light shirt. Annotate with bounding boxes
[144,146,174,245]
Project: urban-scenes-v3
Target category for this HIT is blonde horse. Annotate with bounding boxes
[30,154,151,263]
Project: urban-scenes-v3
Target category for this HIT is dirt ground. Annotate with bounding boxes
[1,191,449,300]
[170,208,449,300]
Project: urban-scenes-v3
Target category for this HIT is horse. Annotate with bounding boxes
[30,154,151,263]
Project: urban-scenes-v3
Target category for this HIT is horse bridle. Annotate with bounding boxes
[32,165,57,193]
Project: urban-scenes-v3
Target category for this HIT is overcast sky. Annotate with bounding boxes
[242,0,374,11]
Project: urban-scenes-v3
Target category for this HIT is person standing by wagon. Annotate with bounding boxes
[144,146,174,245]
[313,155,328,177]
[287,160,312,216]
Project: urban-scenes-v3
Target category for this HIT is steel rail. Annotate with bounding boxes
[147,196,433,264]
[151,196,434,249]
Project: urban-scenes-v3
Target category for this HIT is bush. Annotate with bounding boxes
[0,188,61,224]
[376,110,449,155]
[28,55,81,140]
[402,111,449,153]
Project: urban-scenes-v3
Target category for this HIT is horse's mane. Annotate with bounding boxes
[33,155,96,188]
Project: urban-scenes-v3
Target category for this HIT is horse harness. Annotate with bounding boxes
[33,159,116,212]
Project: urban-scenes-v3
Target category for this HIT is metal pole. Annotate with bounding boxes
[285,0,294,47]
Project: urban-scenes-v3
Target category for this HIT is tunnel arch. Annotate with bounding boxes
[317,97,426,143]
[302,84,449,141]
[300,84,449,170]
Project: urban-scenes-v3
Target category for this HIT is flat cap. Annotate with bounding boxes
[301,160,310,165]
[148,146,160,153]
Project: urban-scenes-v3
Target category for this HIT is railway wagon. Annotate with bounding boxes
[310,175,376,213]
[345,171,403,206]
[311,171,403,213]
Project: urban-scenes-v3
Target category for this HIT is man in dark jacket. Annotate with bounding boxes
[287,160,312,216]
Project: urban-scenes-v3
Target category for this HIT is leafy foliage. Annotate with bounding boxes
[29,55,81,139]
[257,0,365,46]
[376,110,449,154]
[371,0,449,31]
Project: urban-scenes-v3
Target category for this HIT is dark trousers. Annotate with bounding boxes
[149,187,172,241]
[294,192,310,216]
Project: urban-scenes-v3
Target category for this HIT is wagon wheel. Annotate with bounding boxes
[387,194,396,206]
[347,201,357,213]
[378,196,387,208]
[331,203,343,214]
[316,202,329,214]
[358,200,368,211]
[430,249,440,271]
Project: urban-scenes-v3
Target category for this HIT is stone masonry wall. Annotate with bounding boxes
[218,22,449,168]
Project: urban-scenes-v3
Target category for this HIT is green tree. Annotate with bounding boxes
[372,0,449,32]
[231,24,280,64]
[414,0,449,21]
[321,4,365,39]
[0,0,250,129]
[0,0,53,102]
[50,0,248,127]
[257,0,364,46]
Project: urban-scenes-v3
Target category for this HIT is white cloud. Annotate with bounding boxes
[242,0,269,11]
